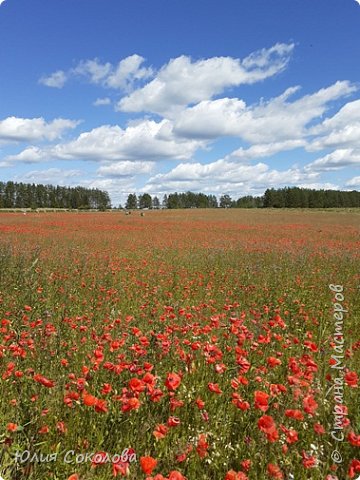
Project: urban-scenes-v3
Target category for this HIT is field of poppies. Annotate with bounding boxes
[0,209,359,480]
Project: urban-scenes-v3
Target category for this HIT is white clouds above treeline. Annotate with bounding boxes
[2,43,360,203]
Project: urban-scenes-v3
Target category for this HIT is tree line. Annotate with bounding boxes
[125,192,218,209]
[0,181,111,210]
[262,187,360,208]
[125,187,360,209]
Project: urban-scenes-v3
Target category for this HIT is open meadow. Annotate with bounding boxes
[0,209,359,480]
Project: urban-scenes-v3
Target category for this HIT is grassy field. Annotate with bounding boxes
[0,209,359,480]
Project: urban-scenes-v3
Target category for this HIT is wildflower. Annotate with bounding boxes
[254,390,270,412]
[6,423,17,432]
[153,424,168,439]
[267,463,284,479]
[196,434,209,458]
[208,382,222,394]
[167,416,180,427]
[140,456,157,475]
[258,415,279,442]
[33,373,55,388]
[224,471,248,480]
[345,371,358,387]
[165,372,181,391]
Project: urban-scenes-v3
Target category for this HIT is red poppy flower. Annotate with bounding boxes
[224,470,248,480]
[165,372,181,391]
[67,475,79,480]
[153,424,168,439]
[34,374,55,388]
[196,434,209,458]
[348,431,360,446]
[208,383,222,394]
[285,409,304,421]
[168,471,187,480]
[129,377,145,393]
[313,423,325,435]
[140,456,157,474]
[267,463,283,479]
[303,395,318,415]
[167,416,180,427]
[345,371,358,387]
[195,398,205,409]
[254,391,270,412]
[83,392,97,406]
[6,423,17,432]
[348,459,360,478]
[301,451,317,468]
[257,415,279,442]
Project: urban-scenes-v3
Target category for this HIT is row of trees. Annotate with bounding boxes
[0,181,111,210]
[2,182,359,210]
[262,187,360,208]
[124,187,360,209]
[125,192,219,209]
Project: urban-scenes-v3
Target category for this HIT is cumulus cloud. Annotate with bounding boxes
[304,148,360,172]
[105,54,153,90]
[40,54,153,92]
[15,168,82,185]
[74,59,112,84]
[5,146,45,163]
[5,120,205,164]
[227,140,306,162]
[145,159,319,196]
[117,43,295,116]
[173,81,356,143]
[39,70,68,88]
[308,99,360,151]
[0,116,79,143]
[346,175,360,187]
[93,97,111,106]
[97,161,154,177]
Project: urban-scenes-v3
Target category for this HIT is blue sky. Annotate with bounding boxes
[1,0,360,205]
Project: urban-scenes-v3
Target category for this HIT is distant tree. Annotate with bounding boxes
[138,193,153,209]
[125,193,138,209]
[208,194,218,208]
[167,193,180,209]
[219,194,233,208]
[152,196,160,208]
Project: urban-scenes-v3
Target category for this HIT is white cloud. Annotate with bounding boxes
[308,99,360,151]
[346,175,360,187]
[173,81,356,143]
[117,43,295,116]
[39,70,68,88]
[227,140,306,162]
[0,117,79,143]
[6,120,205,164]
[105,54,153,90]
[97,161,154,177]
[305,148,360,171]
[145,159,319,196]
[93,97,111,106]
[0,0,6,5]
[74,58,112,84]
[15,168,82,185]
[41,55,153,93]
[6,146,45,163]
[296,182,340,190]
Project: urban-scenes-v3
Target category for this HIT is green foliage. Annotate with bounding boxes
[0,181,111,210]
